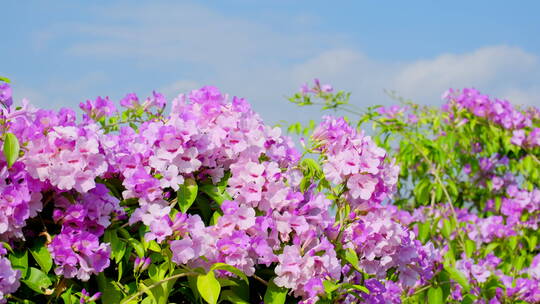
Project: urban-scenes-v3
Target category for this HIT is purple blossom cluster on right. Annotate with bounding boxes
[443,88,540,148]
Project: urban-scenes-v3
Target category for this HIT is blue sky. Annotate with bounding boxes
[2,1,540,125]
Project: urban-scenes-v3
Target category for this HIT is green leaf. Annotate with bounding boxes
[220,290,249,304]
[210,263,249,284]
[128,238,145,258]
[147,240,161,253]
[195,196,212,222]
[484,243,499,255]
[196,271,221,304]
[3,132,20,168]
[427,287,443,304]
[462,294,477,304]
[435,184,443,202]
[414,178,430,205]
[22,267,53,294]
[444,266,470,292]
[464,240,476,258]
[441,219,453,239]
[436,270,451,300]
[2,242,13,253]
[105,229,127,263]
[97,273,123,304]
[341,283,370,294]
[0,76,10,83]
[8,250,29,278]
[508,236,518,251]
[118,260,124,282]
[527,235,538,252]
[209,211,222,226]
[200,184,232,205]
[60,286,78,304]
[30,241,53,273]
[344,248,362,273]
[494,196,502,212]
[514,255,526,271]
[178,178,198,213]
[417,221,430,243]
[447,180,459,198]
[139,280,165,304]
[148,262,168,282]
[263,280,288,304]
[323,280,339,294]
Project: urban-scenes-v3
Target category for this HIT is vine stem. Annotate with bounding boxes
[252,274,269,286]
[121,272,199,304]
[530,153,540,166]
[404,134,467,249]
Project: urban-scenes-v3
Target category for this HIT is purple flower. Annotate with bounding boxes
[0,251,20,303]
[49,229,111,281]
[0,83,13,108]
[511,129,526,146]
[119,92,139,109]
[80,96,117,121]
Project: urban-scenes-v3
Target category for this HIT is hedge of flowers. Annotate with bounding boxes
[0,75,538,303]
[289,80,540,303]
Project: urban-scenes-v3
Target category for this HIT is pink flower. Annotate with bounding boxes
[347,174,378,200]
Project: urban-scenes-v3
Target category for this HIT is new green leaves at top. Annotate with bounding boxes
[3,132,20,168]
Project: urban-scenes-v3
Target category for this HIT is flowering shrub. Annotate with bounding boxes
[0,77,436,304]
[0,74,538,303]
[290,80,540,303]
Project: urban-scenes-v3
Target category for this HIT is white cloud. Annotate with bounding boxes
[391,46,539,104]
[500,86,540,106]
[287,46,540,110]
[56,2,337,68]
[31,2,540,125]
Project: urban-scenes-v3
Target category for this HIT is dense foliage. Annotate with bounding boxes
[289,80,540,303]
[0,76,538,303]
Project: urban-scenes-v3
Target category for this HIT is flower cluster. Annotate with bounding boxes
[311,116,399,211]
[0,244,20,304]
[450,254,540,303]
[343,209,437,287]
[300,78,333,95]
[0,83,12,108]
[23,123,108,193]
[0,160,43,240]
[444,88,540,148]
[377,105,419,124]
[48,184,123,280]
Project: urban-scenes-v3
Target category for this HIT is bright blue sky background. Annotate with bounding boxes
[2,1,540,125]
